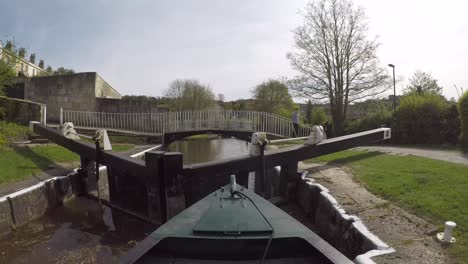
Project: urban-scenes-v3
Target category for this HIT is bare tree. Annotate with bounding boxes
[405,70,443,95]
[165,79,185,111]
[287,0,389,135]
[165,79,216,111]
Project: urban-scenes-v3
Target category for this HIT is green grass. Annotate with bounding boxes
[109,144,135,152]
[270,139,305,149]
[310,150,468,262]
[0,145,79,185]
[108,135,149,145]
[184,134,219,140]
[0,143,135,185]
[0,121,31,146]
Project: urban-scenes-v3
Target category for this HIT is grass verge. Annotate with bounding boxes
[309,150,468,262]
[0,143,135,186]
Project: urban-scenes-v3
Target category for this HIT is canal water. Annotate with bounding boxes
[0,136,251,264]
[165,136,251,164]
[0,198,155,264]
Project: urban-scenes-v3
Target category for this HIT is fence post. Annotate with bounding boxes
[40,104,47,125]
[59,107,63,125]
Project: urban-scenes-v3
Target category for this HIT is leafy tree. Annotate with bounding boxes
[252,79,294,116]
[305,100,313,124]
[459,91,468,147]
[29,53,36,64]
[287,0,389,135]
[404,70,443,95]
[311,107,328,125]
[165,79,216,111]
[53,67,75,75]
[0,58,17,96]
[18,47,26,58]
[4,41,13,52]
[46,66,53,73]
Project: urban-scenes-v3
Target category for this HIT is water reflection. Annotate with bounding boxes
[166,136,251,164]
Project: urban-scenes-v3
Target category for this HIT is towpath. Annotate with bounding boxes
[354,145,468,165]
[299,163,450,264]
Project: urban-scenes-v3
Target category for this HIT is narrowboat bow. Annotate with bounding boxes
[118,176,353,264]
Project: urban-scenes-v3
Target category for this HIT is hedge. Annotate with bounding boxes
[459,91,468,147]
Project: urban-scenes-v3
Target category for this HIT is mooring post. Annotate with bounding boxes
[160,152,184,221]
[145,151,164,223]
[236,170,249,188]
[145,151,183,223]
[73,156,90,195]
[279,161,298,200]
[250,132,269,197]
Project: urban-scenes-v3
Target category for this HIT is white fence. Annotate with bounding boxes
[61,109,313,138]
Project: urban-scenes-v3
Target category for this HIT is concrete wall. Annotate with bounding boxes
[95,74,122,99]
[296,174,394,263]
[24,72,122,122]
[96,97,169,113]
[0,96,44,125]
[0,175,73,237]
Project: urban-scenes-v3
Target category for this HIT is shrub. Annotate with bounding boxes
[0,121,31,146]
[395,93,447,144]
[310,107,328,126]
[0,106,5,120]
[442,103,460,145]
[345,110,392,134]
[458,91,468,147]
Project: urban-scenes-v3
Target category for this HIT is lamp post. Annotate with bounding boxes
[388,64,396,119]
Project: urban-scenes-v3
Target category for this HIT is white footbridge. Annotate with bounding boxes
[60,109,314,138]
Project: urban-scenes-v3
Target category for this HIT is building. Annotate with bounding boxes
[7,72,168,123]
[2,42,168,123]
[23,72,122,122]
[0,42,47,77]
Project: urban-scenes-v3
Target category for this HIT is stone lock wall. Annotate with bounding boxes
[0,96,44,125]
[295,173,394,263]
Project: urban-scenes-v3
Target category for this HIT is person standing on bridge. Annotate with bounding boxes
[292,110,299,137]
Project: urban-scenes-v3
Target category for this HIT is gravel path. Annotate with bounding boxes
[354,145,468,165]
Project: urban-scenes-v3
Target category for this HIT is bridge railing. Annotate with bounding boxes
[62,109,313,138]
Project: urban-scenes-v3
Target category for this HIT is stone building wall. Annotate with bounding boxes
[24,72,122,122]
[96,98,168,113]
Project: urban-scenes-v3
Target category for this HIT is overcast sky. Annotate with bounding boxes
[1,0,467,101]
